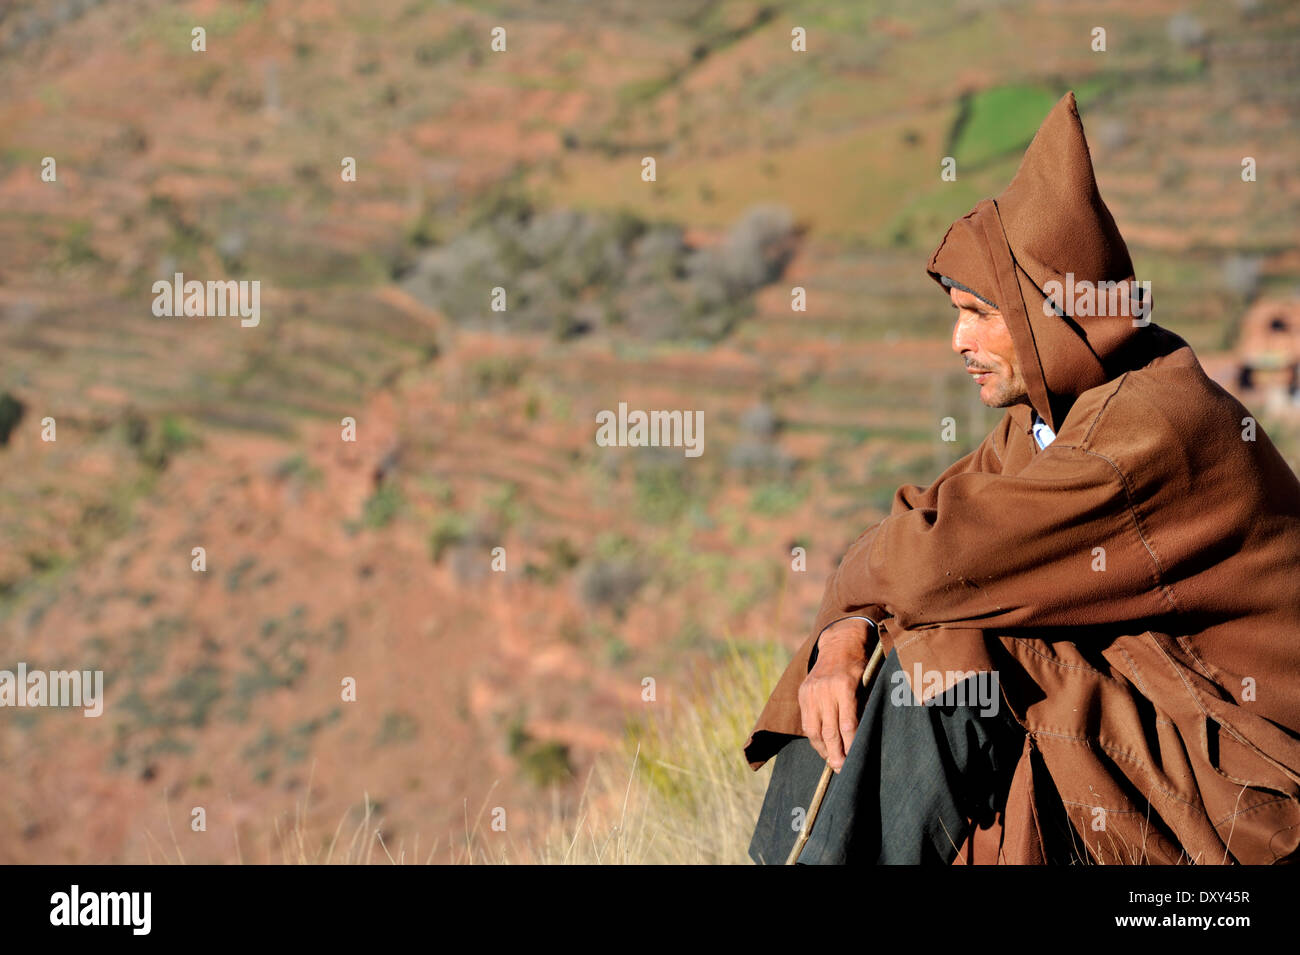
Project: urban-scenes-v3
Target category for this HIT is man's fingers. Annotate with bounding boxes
[799,629,872,772]
[801,670,865,769]
[837,678,859,760]
[819,696,846,770]
[799,686,827,761]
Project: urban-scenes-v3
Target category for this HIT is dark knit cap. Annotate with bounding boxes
[939,274,996,308]
[940,273,1067,317]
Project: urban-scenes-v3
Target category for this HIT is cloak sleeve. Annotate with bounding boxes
[806,412,1011,641]
[742,417,1014,766]
[815,440,1178,636]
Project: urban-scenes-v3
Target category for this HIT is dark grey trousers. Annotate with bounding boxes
[748,647,1026,865]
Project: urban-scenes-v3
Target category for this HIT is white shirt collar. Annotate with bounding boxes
[1031,411,1057,449]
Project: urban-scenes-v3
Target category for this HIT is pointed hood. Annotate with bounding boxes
[926,91,1152,433]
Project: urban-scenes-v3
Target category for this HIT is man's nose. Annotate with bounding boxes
[951,314,975,355]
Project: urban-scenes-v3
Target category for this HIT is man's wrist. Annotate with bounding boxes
[808,616,877,672]
[818,615,878,644]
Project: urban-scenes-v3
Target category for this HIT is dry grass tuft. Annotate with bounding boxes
[146,639,786,864]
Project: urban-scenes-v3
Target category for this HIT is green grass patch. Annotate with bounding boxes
[361,484,404,529]
[428,512,469,563]
[951,84,1062,169]
[375,710,420,746]
[749,480,808,517]
[506,714,573,788]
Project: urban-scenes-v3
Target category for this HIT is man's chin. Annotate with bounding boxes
[983,391,1031,410]
[976,381,1002,407]
[979,385,1021,409]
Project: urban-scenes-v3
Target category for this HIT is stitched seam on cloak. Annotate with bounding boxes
[1031,732,1201,809]
[1040,738,1201,810]
[891,626,991,657]
[1080,374,1129,447]
[1114,644,1178,726]
[1011,638,1108,677]
[1211,794,1296,828]
[1149,636,1300,790]
[1174,636,1222,686]
[1159,634,1289,764]
[894,631,929,651]
[1013,641,1199,771]
[1036,695,1295,813]
[1035,729,1184,788]
[1119,646,1149,696]
[1152,639,1236,731]
[1009,642,1205,805]
[1201,754,1280,791]
[1075,379,1181,614]
[1011,640,1179,728]
[1081,448,1180,615]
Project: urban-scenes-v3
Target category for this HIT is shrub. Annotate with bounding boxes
[505,715,573,787]
[362,484,403,529]
[0,392,25,445]
[428,513,467,563]
[401,201,797,344]
[576,536,651,617]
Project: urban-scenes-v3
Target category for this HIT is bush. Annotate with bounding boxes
[361,484,403,529]
[505,715,573,787]
[122,410,201,470]
[0,392,25,445]
[576,536,652,617]
[401,200,797,344]
[427,512,464,562]
[523,537,581,585]
[468,356,529,397]
[375,710,420,746]
[750,481,808,517]
[576,557,647,616]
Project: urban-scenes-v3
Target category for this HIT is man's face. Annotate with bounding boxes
[949,286,1030,408]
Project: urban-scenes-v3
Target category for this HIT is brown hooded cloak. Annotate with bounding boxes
[744,91,1300,865]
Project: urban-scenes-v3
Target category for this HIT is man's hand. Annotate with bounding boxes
[798,618,872,772]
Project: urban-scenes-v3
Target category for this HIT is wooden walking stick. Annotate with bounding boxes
[784,637,887,865]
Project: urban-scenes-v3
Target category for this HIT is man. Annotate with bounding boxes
[744,91,1300,865]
